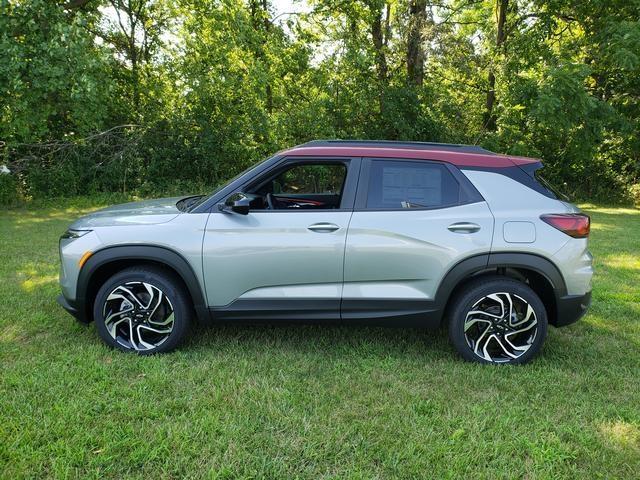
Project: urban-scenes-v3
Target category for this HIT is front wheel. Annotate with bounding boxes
[448,276,548,365]
[93,266,192,354]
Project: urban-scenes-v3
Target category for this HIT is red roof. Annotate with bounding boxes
[281,146,539,168]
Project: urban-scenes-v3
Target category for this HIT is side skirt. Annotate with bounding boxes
[341,299,442,328]
[209,298,443,328]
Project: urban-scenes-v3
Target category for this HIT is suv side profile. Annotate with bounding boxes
[58,140,593,364]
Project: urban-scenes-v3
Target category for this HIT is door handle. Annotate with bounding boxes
[308,223,340,233]
[448,222,481,233]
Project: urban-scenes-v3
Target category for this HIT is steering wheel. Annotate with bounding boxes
[265,193,275,210]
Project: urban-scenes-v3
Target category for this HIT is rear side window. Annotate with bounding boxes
[366,160,461,209]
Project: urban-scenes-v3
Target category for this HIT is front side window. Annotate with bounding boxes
[251,162,347,210]
[271,164,346,196]
[366,160,460,209]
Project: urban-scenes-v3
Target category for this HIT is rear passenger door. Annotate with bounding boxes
[342,158,494,322]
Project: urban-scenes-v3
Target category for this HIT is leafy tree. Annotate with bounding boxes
[0,0,638,203]
[0,0,114,143]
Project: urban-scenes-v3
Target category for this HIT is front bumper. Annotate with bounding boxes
[555,291,591,327]
[57,294,90,323]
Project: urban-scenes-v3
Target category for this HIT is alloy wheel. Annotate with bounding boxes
[463,292,538,363]
[102,281,174,352]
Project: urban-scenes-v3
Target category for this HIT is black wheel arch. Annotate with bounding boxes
[76,245,210,324]
[435,252,567,326]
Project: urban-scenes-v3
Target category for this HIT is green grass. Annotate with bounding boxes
[1,199,639,479]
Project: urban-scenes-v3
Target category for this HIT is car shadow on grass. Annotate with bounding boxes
[184,321,453,361]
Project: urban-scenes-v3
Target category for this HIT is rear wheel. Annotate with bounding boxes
[448,276,548,365]
[93,266,192,354]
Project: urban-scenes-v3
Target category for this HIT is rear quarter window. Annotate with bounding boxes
[534,169,570,201]
[516,162,570,201]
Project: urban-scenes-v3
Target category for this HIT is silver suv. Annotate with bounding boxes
[58,140,593,364]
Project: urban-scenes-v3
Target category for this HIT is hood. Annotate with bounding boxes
[69,197,187,229]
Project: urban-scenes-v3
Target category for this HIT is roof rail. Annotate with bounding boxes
[298,139,495,155]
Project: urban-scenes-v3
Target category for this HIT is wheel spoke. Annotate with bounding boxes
[467,310,502,320]
[473,325,491,356]
[480,333,496,362]
[148,312,174,327]
[127,317,141,351]
[139,324,173,335]
[504,335,532,352]
[464,315,492,331]
[472,325,491,355]
[494,335,518,359]
[147,287,164,318]
[140,283,162,310]
[108,285,145,309]
[506,319,537,337]
[487,293,506,317]
[504,293,514,322]
[107,316,130,338]
[511,303,535,327]
[136,325,157,350]
[104,306,133,325]
[106,292,133,308]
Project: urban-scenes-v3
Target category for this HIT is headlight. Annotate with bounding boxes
[61,229,92,240]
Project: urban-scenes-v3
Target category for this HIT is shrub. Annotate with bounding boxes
[0,170,18,205]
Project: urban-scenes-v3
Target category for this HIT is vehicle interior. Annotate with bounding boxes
[247,162,348,210]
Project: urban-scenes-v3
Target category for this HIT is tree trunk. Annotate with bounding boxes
[371,4,389,123]
[129,11,140,111]
[250,0,273,114]
[407,0,427,86]
[371,8,388,84]
[484,0,508,131]
[262,0,273,114]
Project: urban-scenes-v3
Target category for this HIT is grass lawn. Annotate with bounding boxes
[1,199,639,479]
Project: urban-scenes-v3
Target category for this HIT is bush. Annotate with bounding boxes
[1,122,637,207]
[0,125,265,204]
[0,171,18,206]
[629,184,640,206]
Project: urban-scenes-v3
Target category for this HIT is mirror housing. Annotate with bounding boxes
[223,193,256,215]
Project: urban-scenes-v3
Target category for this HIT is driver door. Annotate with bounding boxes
[202,157,359,321]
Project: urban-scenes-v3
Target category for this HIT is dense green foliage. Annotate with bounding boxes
[1,200,639,477]
[1,0,639,203]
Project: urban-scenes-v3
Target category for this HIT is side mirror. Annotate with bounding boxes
[223,193,254,215]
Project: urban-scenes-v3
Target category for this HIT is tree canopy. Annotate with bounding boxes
[1,0,638,203]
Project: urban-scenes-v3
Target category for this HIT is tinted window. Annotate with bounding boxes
[272,164,346,195]
[366,160,460,209]
[534,169,570,201]
[250,162,348,210]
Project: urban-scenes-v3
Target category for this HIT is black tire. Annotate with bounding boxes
[93,266,192,354]
[447,276,548,365]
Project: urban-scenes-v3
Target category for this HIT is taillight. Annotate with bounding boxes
[540,214,590,238]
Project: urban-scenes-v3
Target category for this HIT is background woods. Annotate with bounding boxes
[1,0,639,204]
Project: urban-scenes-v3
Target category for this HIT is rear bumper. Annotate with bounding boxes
[555,291,591,327]
[57,294,90,323]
